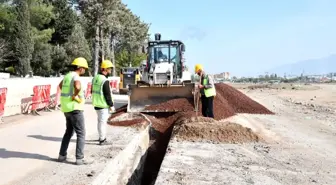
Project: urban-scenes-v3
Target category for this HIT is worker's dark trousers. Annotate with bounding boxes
[59,110,86,159]
[201,95,214,118]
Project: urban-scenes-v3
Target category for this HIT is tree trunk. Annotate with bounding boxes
[110,32,116,76]
[100,26,104,61]
[93,25,99,75]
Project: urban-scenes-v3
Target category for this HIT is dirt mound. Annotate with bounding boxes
[144,83,273,122]
[215,83,274,114]
[173,120,261,143]
[109,83,273,134]
[144,98,194,112]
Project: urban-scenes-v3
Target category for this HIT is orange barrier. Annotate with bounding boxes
[85,82,92,99]
[31,85,51,114]
[0,88,7,117]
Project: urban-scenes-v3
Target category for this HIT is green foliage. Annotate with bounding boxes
[115,49,146,69]
[0,0,149,76]
[51,44,68,76]
[50,0,77,45]
[64,23,92,65]
[31,43,52,76]
[13,0,34,76]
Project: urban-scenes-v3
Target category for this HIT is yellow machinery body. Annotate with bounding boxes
[119,67,141,95]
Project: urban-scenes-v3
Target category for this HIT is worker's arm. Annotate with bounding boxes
[90,78,94,95]
[73,75,81,97]
[204,75,214,89]
[102,81,114,107]
[58,80,63,89]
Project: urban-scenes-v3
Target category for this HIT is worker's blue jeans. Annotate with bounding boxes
[59,110,86,159]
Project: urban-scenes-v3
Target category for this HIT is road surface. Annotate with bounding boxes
[0,95,129,185]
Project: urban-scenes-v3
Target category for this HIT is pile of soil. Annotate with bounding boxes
[110,83,273,134]
[173,120,261,143]
[215,83,274,114]
[144,98,194,112]
[144,83,273,123]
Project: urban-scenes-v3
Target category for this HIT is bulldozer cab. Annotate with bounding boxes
[127,33,194,113]
[146,40,185,79]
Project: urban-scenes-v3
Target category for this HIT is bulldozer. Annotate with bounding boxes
[119,67,141,95]
[127,33,196,113]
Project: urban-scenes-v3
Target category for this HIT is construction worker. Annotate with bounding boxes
[195,64,216,118]
[58,57,93,165]
[91,60,115,145]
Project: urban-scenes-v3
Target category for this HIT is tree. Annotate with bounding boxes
[64,23,92,67]
[30,0,55,76]
[13,0,34,76]
[115,49,146,71]
[50,0,77,45]
[31,43,52,76]
[51,45,67,76]
[0,38,13,68]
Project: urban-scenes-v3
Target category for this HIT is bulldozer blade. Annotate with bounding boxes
[127,83,195,113]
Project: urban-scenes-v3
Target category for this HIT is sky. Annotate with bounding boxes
[122,0,336,76]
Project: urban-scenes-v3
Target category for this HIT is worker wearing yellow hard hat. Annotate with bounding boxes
[58,57,93,165]
[91,59,115,145]
[195,64,216,118]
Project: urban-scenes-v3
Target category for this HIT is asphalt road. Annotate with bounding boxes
[0,95,129,185]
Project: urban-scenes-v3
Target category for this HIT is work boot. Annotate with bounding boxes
[99,138,109,145]
[58,155,67,162]
[76,158,94,165]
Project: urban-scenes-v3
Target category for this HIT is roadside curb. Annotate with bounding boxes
[90,125,150,185]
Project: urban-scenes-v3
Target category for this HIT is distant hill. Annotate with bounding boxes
[268,54,336,76]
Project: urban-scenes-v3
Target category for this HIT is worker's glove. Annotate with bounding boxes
[109,106,116,113]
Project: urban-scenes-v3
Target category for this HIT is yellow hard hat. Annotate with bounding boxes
[101,60,114,69]
[71,57,88,69]
[195,64,203,73]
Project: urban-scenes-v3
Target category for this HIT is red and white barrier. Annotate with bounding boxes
[0,76,121,117]
[0,88,7,122]
[85,82,92,99]
[31,85,51,115]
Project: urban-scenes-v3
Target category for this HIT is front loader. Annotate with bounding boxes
[127,33,196,113]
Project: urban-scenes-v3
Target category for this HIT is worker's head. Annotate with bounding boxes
[100,60,114,75]
[71,57,88,75]
[195,64,203,76]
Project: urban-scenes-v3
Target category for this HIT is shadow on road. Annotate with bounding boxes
[0,148,51,160]
[27,135,76,142]
[27,135,100,144]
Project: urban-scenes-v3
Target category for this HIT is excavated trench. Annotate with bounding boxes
[141,112,176,185]
[120,83,274,185]
[125,112,177,185]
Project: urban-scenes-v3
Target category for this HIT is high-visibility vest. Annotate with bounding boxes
[202,75,216,97]
[60,72,85,112]
[92,74,112,108]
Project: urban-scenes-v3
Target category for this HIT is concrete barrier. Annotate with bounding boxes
[0,76,120,116]
[91,125,150,185]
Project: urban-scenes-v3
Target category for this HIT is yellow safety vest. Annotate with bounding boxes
[60,72,85,112]
[202,75,216,97]
[92,74,113,108]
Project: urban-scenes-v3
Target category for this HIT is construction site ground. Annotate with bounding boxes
[155,83,336,185]
[0,97,138,185]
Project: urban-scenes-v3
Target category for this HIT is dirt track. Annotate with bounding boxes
[156,83,336,185]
